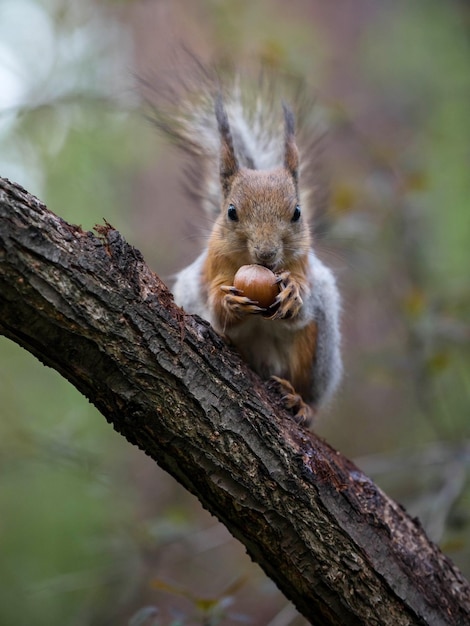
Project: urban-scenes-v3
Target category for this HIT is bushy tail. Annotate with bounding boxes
[143,60,325,218]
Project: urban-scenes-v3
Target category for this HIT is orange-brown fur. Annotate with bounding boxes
[289,320,318,402]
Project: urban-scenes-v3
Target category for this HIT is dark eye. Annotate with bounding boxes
[227,204,238,221]
[291,205,301,222]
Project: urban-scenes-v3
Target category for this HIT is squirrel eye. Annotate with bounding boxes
[227,204,238,221]
[291,205,301,222]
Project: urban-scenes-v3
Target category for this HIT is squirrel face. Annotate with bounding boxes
[216,167,311,271]
[209,96,310,272]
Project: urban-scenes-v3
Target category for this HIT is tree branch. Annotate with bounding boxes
[0,177,469,626]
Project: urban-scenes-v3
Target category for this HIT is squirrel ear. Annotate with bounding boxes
[283,103,299,186]
[215,95,239,197]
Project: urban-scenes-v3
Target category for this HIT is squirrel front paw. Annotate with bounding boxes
[220,285,265,317]
[268,271,303,320]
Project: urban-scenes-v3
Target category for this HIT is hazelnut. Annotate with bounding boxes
[233,264,279,308]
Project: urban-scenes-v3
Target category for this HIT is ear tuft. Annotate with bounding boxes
[283,102,299,186]
[215,94,239,197]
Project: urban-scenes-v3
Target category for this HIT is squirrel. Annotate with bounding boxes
[150,72,342,425]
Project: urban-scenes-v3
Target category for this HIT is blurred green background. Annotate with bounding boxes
[0,1,469,624]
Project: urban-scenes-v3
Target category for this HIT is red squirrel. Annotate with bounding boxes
[152,76,342,425]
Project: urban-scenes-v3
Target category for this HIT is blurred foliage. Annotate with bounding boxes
[0,0,469,624]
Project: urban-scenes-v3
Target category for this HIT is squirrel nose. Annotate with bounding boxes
[255,248,277,265]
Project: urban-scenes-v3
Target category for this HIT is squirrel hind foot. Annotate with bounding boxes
[269,376,316,428]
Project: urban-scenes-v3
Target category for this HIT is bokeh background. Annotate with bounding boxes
[1,1,469,624]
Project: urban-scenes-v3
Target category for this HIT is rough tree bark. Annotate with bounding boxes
[0,176,469,626]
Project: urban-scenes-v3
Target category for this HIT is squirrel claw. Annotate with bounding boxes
[222,289,266,316]
[267,272,302,320]
[270,376,315,427]
[275,270,291,286]
[266,304,292,321]
[220,285,243,295]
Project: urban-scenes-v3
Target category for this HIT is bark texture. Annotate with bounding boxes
[0,177,469,626]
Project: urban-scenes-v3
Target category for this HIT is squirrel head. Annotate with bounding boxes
[212,97,310,272]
